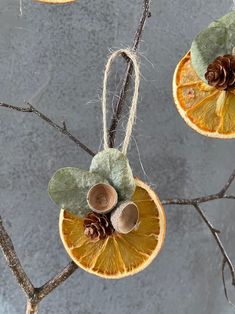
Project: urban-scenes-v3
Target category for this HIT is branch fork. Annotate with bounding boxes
[162,172,235,305]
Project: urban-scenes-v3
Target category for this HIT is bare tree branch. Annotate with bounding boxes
[161,170,235,303]
[162,169,235,206]
[193,204,235,304]
[222,257,235,307]
[0,0,152,154]
[0,216,78,313]
[0,102,95,157]
[26,302,39,314]
[0,217,35,298]
[36,262,78,301]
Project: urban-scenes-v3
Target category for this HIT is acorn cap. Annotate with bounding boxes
[111,201,139,234]
[87,183,118,214]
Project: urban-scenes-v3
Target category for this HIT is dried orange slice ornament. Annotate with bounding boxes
[59,178,166,278]
[48,49,166,278]
[48,149,166,278]
[173,11,235,138]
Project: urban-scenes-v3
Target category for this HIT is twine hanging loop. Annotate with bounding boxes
[102,48,140,155]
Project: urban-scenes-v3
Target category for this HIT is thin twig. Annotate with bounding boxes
[0,216,78,313]
[0,217,35,298]
[36,262,78,301]
[162,169,235,206]
[108,0,151,147]
[193,204,235,304]
[161,170,235,303]
[0,0,152,153]
[222,258,235,306]
[0,102,95,157]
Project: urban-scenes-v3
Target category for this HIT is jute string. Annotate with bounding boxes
[102,49,140,155]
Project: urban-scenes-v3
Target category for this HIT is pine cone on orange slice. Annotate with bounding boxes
[205,55,235,91]
[83,212,114,242]
[173,11,235,138]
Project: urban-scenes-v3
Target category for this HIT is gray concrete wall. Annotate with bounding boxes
[0,0,235,313]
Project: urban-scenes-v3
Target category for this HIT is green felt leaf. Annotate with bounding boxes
[48,167,108,216]
[90,148,136,201]
[191,11,235,81]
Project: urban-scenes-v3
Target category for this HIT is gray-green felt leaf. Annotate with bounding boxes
[90,148,136,201]
[48,167,108,216]
[191,11,235,81]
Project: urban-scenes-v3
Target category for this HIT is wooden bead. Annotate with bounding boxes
[111,201,139,234]
[87,183,118,214]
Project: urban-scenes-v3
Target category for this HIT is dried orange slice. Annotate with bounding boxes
[59,178,166,278]
[173,51,235,138]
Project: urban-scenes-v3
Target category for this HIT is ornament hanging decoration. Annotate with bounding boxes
[172,11,235,139]
[48,49,166,278]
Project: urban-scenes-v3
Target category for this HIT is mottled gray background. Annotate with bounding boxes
[0,0,235,313]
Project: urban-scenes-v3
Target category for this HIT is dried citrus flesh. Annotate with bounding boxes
[173,51,235,138]
[59,178,166,279]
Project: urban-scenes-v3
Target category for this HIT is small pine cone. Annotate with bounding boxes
[205,54,235,91]
[83,212,114,241]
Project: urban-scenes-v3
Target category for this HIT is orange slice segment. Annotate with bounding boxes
[173,51,235,138]
[59,178,166,279]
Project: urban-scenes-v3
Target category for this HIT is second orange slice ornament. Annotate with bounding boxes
[173,11,235,138]
[48,49,166,279]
